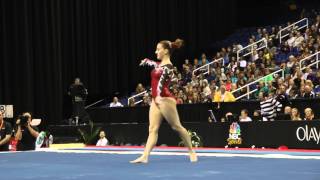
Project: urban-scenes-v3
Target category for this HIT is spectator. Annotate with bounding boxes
[213,85,236,102]
[293,31,304,47]
[193,58,200,69]
[284,106,292,115]
[239,109,252,122]
[15,112,40,151]
[0,111,12,151]
[290,108,302,121]
[304,108,314,121]
[135,83,145,94]
[128,98,136,107]
[287,33,296,47]
[260,92,282,121]
[200,53,209,65]
[110,97,123,107]
[303,85,316,98]
[276,85,290,109]
[141,94,151,106]
[252,110,262,121]
[222,112,234,122]
[202,79,211,97]
[183,59,193,71]
[96,130,109,146]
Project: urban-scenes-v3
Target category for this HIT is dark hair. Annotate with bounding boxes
[159,38,184,55]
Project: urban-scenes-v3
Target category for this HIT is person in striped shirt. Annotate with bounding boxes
[260,92,283,121]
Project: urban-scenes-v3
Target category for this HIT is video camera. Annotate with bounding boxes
[17,115,30,126]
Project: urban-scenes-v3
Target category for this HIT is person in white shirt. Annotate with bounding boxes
[109,97,123,107]
[293,31,304,47]
[96,130,109,146]
[239,109,252,122]
[286,33,296,47]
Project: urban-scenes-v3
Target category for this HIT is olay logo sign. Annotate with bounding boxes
[296,125,320,144]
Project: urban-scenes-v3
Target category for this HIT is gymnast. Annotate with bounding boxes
[130,39,198,163]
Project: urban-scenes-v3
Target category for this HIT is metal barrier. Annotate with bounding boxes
[232,69,284,100]
[279,18,308,44]
[299,51,320,70]
[192,58,224,76]
[236,38,268,61]
[127,90,149,106]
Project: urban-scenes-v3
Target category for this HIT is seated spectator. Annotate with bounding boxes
[276,85,290,109]
[304,108,314,121]
[140,94,151,106]
[252,110,262,121]
[0,111,12,151]
[201,79,211,97]
[221,112,233,122]
[293,31,304,47]
[200,53,209,65]
[284,106,292,115]
[239,109,252,122]
[290,108,302,121]
[183,59,192,70]
[128,98,136,107]
[96,130,109,146]
[110,97,123,107]
[135,83,145,94]
[287,33,296,47]
[213,85,236,102]
[303,85,316,98]
[193,58,200,69]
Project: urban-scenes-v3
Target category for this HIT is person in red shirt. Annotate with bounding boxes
[130,39,197,163]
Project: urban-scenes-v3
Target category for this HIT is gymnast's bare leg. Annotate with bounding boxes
[159,97,197,162]
[130,100,163,163]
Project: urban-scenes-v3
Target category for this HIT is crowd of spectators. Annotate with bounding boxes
[111,13,320,122]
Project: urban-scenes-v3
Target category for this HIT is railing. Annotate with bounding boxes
[232,69,285,100]
[299,51,320,70]
[127,90,149,106]
[85,99,104,109]
[279,18,308,44]
[236,38,267,61]
[192,58,224,76]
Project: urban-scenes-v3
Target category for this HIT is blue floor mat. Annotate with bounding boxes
[0,151,319,180]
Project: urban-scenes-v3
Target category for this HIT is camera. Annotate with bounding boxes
[17,115,29,126]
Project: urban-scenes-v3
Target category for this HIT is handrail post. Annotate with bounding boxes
[247,86,250,99]
[237,51,239,61]
[299,59,302,69]
[317,53,319,69]
[251,45,253,58]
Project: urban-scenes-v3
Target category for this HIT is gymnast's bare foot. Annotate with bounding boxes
[189,152,198,162]
[130,156,148,163]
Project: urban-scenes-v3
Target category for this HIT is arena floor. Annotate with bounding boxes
[1,146,320,180]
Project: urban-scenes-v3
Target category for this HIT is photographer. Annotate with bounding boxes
[0,111,12,151]
[15,112,39,151]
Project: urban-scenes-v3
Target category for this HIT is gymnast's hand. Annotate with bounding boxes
[139,58,149,66]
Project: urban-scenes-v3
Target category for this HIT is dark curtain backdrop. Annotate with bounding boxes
[0,0,237,124]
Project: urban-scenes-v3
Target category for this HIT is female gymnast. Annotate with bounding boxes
[130,39,198,163]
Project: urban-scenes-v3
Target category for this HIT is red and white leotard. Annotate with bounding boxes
[140,58,177,99]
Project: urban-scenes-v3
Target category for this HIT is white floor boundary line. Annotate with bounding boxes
[2,149,320,160]
[33,149,320,160]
